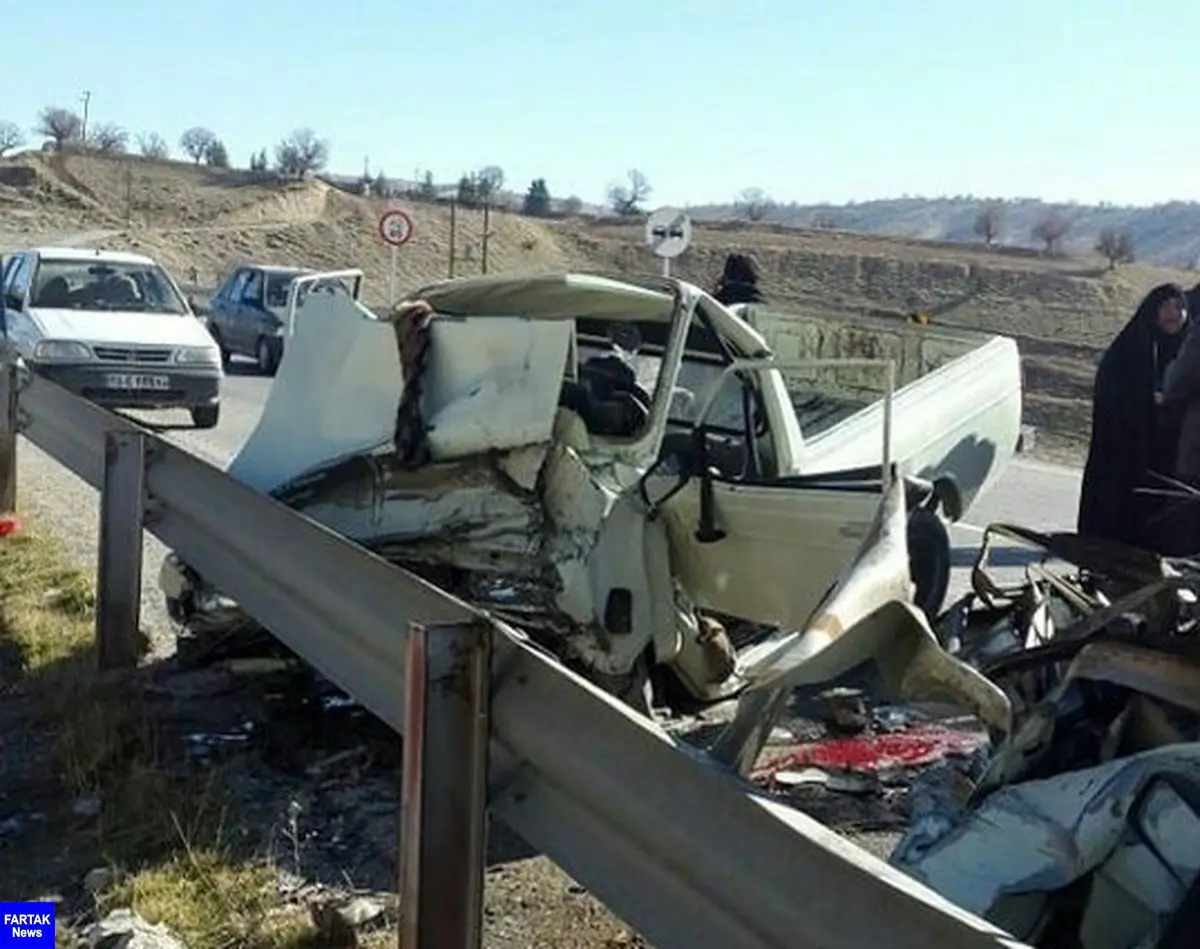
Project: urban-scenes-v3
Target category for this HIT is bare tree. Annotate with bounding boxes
[737,187,773,222]
[1032,212,1070,254]
[90,123,129,155]
[1095,227,1135,269]
[973,204,1004,246]
[137,132,169,160]
[180,127,217,164]
[0,121,24,157]
[561,195,584,216]
[475,165,505,202]
[204,139,230,169]
[607,169,652,216]
[34,106,82,150]
[274,128,329,179]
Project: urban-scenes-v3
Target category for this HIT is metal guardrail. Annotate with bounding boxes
[1,363,1031,949]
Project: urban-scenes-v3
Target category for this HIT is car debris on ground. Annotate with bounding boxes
[744,520,1200,948]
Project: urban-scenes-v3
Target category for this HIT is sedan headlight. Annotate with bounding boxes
[33,340,93,362]
[173,345,221,365]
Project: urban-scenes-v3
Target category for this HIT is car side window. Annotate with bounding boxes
[217,268,243,303]
[242,270,264,307]
[223,269,249,304]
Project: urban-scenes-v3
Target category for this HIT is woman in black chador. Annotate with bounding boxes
[712,253,765,306]
[1077,282,1188,550]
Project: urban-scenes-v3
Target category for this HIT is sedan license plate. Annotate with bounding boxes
[104,373,170,391]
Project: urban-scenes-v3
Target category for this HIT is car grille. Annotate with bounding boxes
[92,346,173,364]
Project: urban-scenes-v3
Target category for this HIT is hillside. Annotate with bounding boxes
[0,152,576,292]
[689,196,1200,270]
[3,150,1195,462]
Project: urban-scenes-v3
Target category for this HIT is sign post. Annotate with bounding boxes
[379,208,416,305]
[644,206,693,279]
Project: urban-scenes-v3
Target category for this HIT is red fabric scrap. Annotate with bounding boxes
[752,724,987,784]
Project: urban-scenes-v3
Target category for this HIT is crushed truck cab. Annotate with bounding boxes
[160,271,1021,713]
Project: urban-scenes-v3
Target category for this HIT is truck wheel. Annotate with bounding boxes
[907,506,951,621]
[191,404,220,430]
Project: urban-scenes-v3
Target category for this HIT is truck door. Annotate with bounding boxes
[212,269,248,353]
[651,356,887,631]
[235,269,268,352]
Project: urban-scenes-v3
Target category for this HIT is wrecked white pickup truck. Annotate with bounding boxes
[160,271,1022,713]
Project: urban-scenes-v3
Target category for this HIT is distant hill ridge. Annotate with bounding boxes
[686,196,1200,270]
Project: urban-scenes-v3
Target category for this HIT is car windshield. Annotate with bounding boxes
[30,259,189,314]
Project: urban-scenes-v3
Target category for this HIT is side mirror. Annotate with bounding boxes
[692,426,727,545]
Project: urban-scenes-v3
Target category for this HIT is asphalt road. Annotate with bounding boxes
[15,355,1083,651]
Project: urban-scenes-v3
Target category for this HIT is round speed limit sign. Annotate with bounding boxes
[378,208,415,247]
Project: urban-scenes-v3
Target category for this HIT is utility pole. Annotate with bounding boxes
[481,202,492,275]
[80,90,92,145]
[124,164,133,224]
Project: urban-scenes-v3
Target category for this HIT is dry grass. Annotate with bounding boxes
[0,521,317,949]
[102,850,317,949]
[0,529,95,671]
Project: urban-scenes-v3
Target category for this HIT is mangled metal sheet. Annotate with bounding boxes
[853,521,1200,947]
[892,746,1200,949]
[226,289,404,493]
[708,475,1012,776]
[226,291,573,493]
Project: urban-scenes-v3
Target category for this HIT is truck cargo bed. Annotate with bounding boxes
[790,392,866,437]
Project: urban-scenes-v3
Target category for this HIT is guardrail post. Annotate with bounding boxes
[95,430,147,670]
[399,620,491,949]
[0,356,19,513]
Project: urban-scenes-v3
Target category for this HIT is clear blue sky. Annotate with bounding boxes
[11,0,1197,208]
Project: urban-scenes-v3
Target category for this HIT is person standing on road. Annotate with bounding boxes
[712,253,765,306]
[1156,282,1200,553]
[1078,282,1188,551]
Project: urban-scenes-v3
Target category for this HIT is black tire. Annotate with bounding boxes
[256,336,279,376]
[191,404,220,430]
[907,505,952,621]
